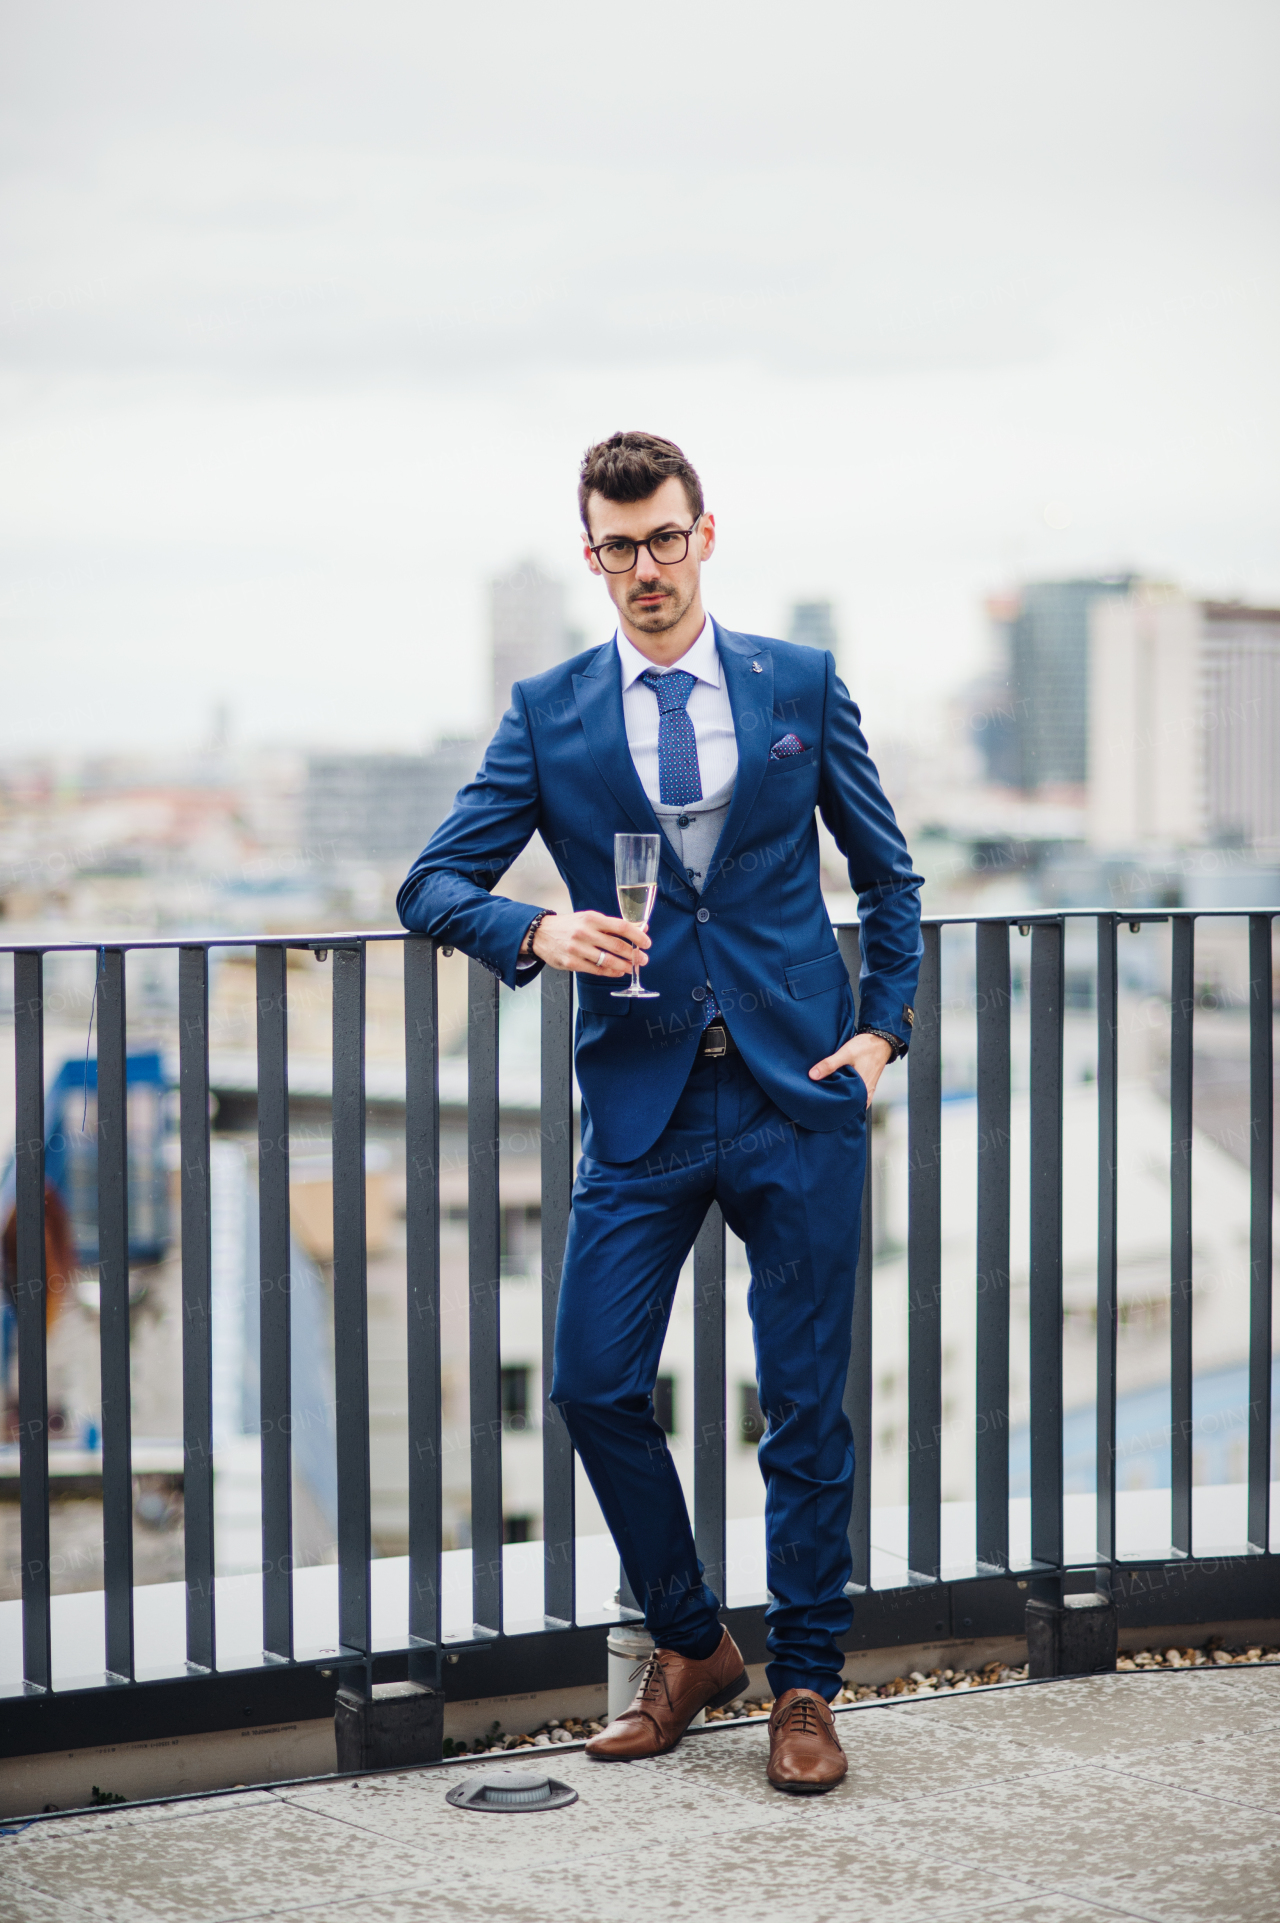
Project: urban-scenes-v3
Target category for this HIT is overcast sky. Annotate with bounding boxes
[2,0,1277,757]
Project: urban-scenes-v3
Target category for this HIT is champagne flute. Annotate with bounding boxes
[612,833,661,999]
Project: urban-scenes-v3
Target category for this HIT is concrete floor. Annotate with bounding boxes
[2,1666,1278,1922]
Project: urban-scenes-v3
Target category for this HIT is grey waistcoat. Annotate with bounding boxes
[653,774,735,896]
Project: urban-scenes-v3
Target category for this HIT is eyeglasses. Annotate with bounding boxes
[587,519,701,574]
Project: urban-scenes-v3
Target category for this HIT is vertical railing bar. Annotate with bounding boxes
[1247,913,1274,1554]
[907,923,942,1582]
[405,938,442,1654]
[693,1202,727,1603]
[1169,916,1195,1558]
[975,921,1011,1572]
[837,925,871,1589]
[1095,915,1119,1584]
[97,947,135,1680]
[539,966,575,1625]
[468,961,503,1635]
[256,943,293,1660]
[1028,921,1065,1588]
[179,946,216,1671]
[333,943,371,1656]
[13,952,51,1691]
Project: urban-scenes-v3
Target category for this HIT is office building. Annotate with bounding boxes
[303,739,484,864]
[1088,591,1280,852]
[490,562,574,728]
[788,601,839,655]
[977,577,1135,792]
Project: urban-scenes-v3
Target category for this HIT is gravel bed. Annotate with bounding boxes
[441,1717,603,1758]
[715,1660,1028,1720]
[440,1640,1280,1755]
[1115,1639,1280,1672]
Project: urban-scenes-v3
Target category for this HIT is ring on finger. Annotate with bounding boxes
[596,948,606,968]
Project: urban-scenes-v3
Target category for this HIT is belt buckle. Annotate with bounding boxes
[702,1023,728,1058]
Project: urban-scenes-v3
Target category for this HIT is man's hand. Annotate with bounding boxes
[532,909,650,978]
[808,1031,893,1101]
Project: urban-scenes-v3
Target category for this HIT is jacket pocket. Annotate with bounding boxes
[784,950,850,1000]
[576,978,632,1017]
[763,747,818,776]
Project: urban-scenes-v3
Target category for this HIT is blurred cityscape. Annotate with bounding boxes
[1,564,1277,1600]
[2,568,1277,953]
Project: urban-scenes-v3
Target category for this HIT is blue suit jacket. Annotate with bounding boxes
[398,623,923,1163]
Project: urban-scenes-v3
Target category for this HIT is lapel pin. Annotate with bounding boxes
[751,660,762,673]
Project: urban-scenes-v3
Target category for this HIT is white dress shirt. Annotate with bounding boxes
[615,617,738,805]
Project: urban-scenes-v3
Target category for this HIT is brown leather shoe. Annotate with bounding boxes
[767,1688,848,1793]
[585,1629,748,1760]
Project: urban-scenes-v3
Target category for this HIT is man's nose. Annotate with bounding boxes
[634,545,662,580]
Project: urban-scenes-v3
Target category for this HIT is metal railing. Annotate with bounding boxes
[1,909,1275,1757]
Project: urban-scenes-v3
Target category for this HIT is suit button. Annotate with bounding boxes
[696,907,710,924]
[691,986,706,1003]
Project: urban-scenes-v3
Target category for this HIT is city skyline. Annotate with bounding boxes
[2,2,1277,758]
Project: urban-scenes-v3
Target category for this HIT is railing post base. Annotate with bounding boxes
[606,1624,654,1723]
[1026,1592,1118,1679]
[605,1624,708,1729]
[334,1681,444,1772]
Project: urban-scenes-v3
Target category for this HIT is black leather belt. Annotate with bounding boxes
[698,1021,738,1058]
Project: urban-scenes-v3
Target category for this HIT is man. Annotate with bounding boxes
[399,431,922,1793]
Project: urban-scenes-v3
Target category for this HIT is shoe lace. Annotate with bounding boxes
[777,1694,825,1737]
[629,1651,674,1709]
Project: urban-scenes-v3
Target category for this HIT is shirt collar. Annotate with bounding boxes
[615,616,720,693]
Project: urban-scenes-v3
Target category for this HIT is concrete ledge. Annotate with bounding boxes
[4,1621,1276,1820]
[0,1720,338,1820]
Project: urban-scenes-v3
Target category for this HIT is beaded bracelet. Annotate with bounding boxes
[519,908,556,961]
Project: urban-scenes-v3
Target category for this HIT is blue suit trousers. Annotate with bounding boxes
[551,1048,866,1701]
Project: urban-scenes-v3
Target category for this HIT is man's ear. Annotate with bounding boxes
[582,534,602,576]
[699,511,716,560]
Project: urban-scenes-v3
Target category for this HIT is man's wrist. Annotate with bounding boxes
[856,1024,907,1063]
[520,908,555,959]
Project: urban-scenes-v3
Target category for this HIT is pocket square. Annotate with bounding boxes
[769,733,806,760]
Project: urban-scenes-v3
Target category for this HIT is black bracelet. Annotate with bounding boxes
[856,1024,908,1063]
[520,908,556,960]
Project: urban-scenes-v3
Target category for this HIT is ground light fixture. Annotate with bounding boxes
[445,1769,579,1813]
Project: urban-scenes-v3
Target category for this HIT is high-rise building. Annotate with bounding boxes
[490,562,573,727]
[1088,591,1280,852]
[788,601,839,655]
[965,595,1024,788]
[976,577,1135,792]
[303,739,484,864]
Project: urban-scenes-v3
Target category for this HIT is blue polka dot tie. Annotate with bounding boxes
[640,669,702,806]
[640,666,720,1028]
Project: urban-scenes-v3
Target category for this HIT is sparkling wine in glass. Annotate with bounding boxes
[612,832,661,1000]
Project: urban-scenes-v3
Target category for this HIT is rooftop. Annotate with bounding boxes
[4,1664,1278,1922]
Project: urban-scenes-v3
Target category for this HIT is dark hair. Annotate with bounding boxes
[578,431,704,532]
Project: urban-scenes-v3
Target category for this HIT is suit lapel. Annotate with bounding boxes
[706,626,771,886]
[572,644,686,881]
